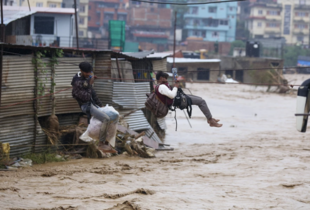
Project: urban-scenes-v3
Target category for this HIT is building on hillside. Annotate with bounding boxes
[21,0,62,8]
[61,0,89,38]
[12,0,89,37]
[278,0,310,5]
[183,1,237,42]
[167,58,221,82]
[127,1,172,52]
[3,6,75,47]
[245,1,310,45]
[78,0,89,38]
[4,0,18,6]
[87,0,129,38]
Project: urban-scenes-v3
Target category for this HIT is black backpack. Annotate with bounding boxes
[170,88,192,120]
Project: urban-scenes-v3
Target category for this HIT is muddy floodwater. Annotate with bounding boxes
[1,74,310,210]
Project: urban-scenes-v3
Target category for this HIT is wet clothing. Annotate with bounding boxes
[71,72,109,123]
[156,83,213,120]
[155,83,175,106]
[81,103,110,123]
[187,95,212,120]
[71,72,102,107]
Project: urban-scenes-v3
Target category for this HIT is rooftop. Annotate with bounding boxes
[167,58,220,64]
[1,6,75,25]
[147,52,173,59]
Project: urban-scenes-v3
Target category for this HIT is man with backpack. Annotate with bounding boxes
[71,62,118,153]
[155,71,222,127]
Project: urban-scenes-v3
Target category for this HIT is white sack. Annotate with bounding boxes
[80,105,119,147]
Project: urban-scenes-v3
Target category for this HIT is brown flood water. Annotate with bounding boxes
[1,74,310,210]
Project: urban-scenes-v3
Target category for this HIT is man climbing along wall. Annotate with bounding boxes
[156,71,222,127]
[71,62,118,154]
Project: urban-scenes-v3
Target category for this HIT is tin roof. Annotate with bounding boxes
[167,58,220,63]
[147,52,173,59]
[120,50,154,59]
[1,6,75,25]
[0,43,149,60]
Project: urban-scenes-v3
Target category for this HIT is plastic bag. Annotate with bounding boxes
[80,105,119,147]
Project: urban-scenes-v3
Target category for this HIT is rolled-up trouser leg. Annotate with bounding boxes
[187,95,212,120]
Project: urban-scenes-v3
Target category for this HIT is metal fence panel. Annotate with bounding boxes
[0,115,34,156]
[55,57,92,114]
[145,127,162,143]
[1,56,35,118]
[112,82,150,109]
[119,110,150,131]
[37,58,52,117]
[94,53,111,79]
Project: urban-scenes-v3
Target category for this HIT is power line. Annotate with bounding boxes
[130,0,246,5]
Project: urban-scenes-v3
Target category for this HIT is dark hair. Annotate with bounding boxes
[79,62,93,73]
[156,71,168,80]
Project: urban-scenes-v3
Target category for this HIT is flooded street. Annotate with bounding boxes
[1,76,310,210]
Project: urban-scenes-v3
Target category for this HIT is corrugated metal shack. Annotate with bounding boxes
[0,44,166,156]
[108,51,171,143]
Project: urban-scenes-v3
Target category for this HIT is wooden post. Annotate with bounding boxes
[173,11,177,68]
[33,51,39,153]
[51,51,56,115]
[116,56,122,82]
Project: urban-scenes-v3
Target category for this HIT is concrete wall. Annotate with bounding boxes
[167,62,220,82]
[220,56,284,84]
[168,41,231,56]
[30,13,73,47]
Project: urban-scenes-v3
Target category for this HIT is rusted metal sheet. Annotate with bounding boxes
[54,57,92,115]
[37,58,52,117]
[117,125,159,149]
[58,113,80,126]
[111,60,135,82]
[119,110,150,131]
[34,132,48,153]
[0,115,34,156]
[145,127,162,143]
[112,82,149,109]
[94,53,111,79]
[0,56,35,118]
[93,80,117,108]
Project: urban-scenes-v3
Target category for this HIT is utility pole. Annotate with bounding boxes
[1,0,4,42]
[0,0,4,105]
[173,11,177,68]
[74,0,79,50]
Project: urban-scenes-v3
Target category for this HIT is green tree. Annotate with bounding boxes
[229,40,246,56]
[283,45,310,66]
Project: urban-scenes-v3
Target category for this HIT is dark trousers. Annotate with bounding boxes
[187,95,212,120]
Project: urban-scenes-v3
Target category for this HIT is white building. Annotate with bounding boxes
[2,6,75,47]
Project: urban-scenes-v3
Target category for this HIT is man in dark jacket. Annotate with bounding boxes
[71,62,117,153]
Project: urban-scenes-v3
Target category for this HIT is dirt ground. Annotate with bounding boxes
[1,74,310,210]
